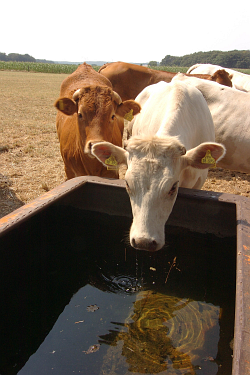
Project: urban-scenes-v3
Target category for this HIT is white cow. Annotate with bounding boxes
[91,81,225,251]
[173,73,250,173]
[187,63,250,92]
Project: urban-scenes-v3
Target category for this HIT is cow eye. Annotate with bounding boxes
[168,181,179,197]
[78,113,83,119]
[111,114,116,120]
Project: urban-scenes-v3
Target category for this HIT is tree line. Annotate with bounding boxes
[2,50,250,68]
[160,50,250,69]
[0,52,54,64]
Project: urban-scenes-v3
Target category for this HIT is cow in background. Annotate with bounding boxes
[173,73,250,173]
[187,63,250,92]
[98,61,232,101]
[54,63,140,179]
[92,81,225,251]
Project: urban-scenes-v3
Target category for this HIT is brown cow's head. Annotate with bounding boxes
[54,85,141,157]
[210,69,233,87]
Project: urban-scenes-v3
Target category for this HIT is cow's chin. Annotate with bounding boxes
[84,146,96,159]
[87,152,96,159]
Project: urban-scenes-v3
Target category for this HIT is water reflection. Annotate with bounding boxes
[1,207,234,375]
[100,290,220,374]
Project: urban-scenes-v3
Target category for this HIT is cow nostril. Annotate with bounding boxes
[131,237,158,251]
[88,142,92,150]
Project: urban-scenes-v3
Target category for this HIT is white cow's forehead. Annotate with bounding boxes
[126,156,176,189]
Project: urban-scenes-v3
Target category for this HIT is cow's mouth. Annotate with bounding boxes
[131,237,161,252]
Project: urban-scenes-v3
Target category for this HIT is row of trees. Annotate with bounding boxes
[2,50,250,68]
[0,52,36,62]
[160,50,250,69]
[0,52,54,64]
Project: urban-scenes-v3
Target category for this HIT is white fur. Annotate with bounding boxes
[173,73,250,173]
[92,81,225,251]
[187,63,250,92]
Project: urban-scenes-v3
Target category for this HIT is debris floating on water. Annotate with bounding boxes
[87,304,99,312]
[83,344,100,354]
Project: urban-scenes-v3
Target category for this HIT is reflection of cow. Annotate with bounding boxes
[54,63,140,179]
[98,61,232,101]
[92,81,225,251]
[187,63,250,92]
[99,290,220,375]
[173,73,250,173]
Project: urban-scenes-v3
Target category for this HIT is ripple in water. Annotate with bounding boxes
[102,274,144,293]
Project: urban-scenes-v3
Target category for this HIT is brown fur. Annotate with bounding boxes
[209,69,233,87]
[98,62,232,101]
[55,63,140,179]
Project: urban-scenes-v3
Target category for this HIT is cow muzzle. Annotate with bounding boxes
[85,140,104,158]
[131,237,162,252]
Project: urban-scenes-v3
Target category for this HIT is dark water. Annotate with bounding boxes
[0,207,236,375]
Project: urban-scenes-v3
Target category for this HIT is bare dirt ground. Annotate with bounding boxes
[1,70,250,219]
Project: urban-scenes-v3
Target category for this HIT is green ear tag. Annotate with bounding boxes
[58,99,64,111]
[124,109,134,121]
[105,155,118,170]
[201,150,216,168]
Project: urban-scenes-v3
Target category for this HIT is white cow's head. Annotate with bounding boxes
[92,136,225,251]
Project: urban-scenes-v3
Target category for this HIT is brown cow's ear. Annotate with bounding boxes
[54,98,77,116]
[116,100,141,120]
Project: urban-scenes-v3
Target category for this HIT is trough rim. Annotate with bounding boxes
[0,176,250,375]
[0,175,246,236]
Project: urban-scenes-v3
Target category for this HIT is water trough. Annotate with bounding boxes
[0,176,249,374]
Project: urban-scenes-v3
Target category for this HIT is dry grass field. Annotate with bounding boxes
[1,70,250,219]
[0,71,66,217]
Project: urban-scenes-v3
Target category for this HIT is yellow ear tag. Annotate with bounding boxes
[58,99,64,111]
[201,150,216,168]
[105,154,118,170]
[124,109,134,121]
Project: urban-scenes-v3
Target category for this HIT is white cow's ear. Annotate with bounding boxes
[185,142,226,169]
[91,142,128,168]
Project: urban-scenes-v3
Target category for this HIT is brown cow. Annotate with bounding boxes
[208,69,233,86]
[98,62,232,101]
[54,63,140,179]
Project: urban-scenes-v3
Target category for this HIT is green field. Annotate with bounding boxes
[0,61,189,73]
[1,61,250,74]
[0,61,80,74]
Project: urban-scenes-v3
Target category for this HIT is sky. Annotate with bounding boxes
[1,0,250,64]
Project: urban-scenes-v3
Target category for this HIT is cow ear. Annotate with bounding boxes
[54,98,77,115]
[91,142,128,168]
[116,100,141,120]
[185,142,226,169]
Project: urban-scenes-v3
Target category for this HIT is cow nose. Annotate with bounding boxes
[131,237,159,252]
[85,141,96,158]
[86,141,93,151]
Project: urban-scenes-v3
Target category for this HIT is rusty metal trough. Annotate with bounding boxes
[0,176,250,374]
